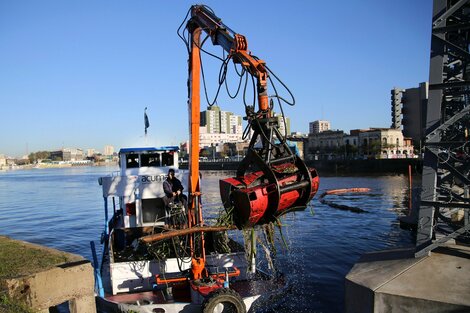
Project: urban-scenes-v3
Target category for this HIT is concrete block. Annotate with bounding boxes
[3,260,96,312]
[345,245,470,313]
[0,237,96,313]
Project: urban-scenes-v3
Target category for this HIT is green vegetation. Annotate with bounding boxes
[0,237,71,279]
[27,151,51,163]
[0,293,35,313]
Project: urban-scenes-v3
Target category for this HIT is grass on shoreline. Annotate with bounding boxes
[0,236,71,279]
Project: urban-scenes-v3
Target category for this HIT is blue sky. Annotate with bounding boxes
[0,1,432,157]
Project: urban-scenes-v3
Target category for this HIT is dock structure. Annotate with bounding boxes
[345,243,470,313]
[0,236,96,313]
[346,0,470,311]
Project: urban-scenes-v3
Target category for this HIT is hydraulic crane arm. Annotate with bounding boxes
[188,5,269,112]
[186,5,319,233]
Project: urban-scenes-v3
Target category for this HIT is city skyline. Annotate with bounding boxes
[0,1,432,157]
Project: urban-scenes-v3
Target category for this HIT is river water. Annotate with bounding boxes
[0,167,416,312]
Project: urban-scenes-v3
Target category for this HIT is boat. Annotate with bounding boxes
[91,4,321,311]
[92,146,286,313]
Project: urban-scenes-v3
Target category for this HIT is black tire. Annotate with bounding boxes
[202,288,246,313]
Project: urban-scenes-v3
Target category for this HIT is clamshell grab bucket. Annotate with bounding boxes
[220,161,319,229]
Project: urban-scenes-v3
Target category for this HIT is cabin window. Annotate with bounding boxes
[162,152,174,166]
[126,154,139,168]
[141,153,160,167]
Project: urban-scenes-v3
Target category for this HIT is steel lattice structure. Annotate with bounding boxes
[416,0,470,257]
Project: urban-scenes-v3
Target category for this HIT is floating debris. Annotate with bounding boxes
[319,188,371,213]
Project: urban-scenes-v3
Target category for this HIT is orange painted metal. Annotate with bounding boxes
[188,27,201,207]
[191,258,205,280]
[156,275,188,284]
[187,25,212,278]
[232,48,269,112]
[188,27,206,268]
[190,7,269,114]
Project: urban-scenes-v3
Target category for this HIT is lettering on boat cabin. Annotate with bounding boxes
[140,175,166,184]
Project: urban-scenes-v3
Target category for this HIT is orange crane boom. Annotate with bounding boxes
[185,6,319,267]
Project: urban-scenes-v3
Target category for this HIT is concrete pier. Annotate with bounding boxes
[0,236,96,313]
[345,243,470,313]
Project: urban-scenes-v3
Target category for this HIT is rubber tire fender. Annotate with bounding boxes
[202,288,246,313]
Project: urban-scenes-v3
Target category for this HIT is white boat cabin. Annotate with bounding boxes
[99,147,188,229]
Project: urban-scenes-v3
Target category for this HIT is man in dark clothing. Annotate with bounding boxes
[163,169,187,227]
[163,169,187,208]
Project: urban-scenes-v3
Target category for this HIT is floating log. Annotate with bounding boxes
[319,188,371,213]
[140,225,236,244]
[321,188,371,195]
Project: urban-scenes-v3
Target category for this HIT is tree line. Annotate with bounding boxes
[28,151,51,162]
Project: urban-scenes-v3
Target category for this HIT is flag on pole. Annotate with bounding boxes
[144,107,150,135]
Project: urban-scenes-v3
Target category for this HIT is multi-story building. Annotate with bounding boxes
[272,112,291,136]
[50,148,84,161]
[229,115,243,135]
[104,145,114,156]
[201,105,243,135]
[358,128,414,158]
[87,149,95,158]
[343,133,359,157]
[391,82,428,146]
[200,105,221,133]
[309,120,331,134]
[199,126,243,148]
[0,154,6,167]
[200,105,243,148]
[307,130,344,159]
[305,127,414,160]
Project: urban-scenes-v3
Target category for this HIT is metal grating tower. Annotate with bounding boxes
[416,0,470,257]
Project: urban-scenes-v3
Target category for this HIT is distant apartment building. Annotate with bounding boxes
[272,112,291,136]
[200,105,243,148]
[87,149,95,157]
[309,120,331,134]
[104,145,114,156]
[201,105,220,133]
[199,126,243,148]
[0,154,6,167]
[200,105,242,134]
[50,148,84,161]
[391,82,428,145]
[229,115,243,135]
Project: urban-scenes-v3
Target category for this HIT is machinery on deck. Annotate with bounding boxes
[93,5,319,313]
[186,5,319,231]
